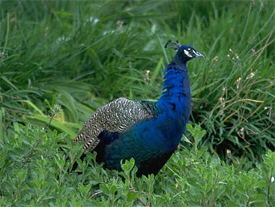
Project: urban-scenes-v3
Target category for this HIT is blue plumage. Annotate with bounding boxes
[74,41,203,176]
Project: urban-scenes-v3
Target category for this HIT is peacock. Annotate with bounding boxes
[73,40,204,177]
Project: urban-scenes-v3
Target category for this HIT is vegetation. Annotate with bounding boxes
[0,0,274,206]
[1,123,275,206]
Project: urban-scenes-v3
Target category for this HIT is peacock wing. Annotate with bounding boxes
[73,98,154,151]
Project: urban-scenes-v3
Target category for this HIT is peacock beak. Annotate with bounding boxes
[194,51,204,58]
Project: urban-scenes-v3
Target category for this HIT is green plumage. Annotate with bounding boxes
[134,100,160,116]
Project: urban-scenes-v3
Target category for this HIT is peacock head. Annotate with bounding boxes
[165,40,204,65]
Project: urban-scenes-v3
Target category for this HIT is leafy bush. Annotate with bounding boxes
[0,123,274,206]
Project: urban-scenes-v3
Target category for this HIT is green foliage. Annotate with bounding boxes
[0,0,274,205]
[0,124,274,206]
[1,0,274,163]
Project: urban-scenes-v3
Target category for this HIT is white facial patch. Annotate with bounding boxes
[184,49,193,58]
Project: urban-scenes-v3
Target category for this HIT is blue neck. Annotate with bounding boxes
[156,63,191,150]
[159,64,191,109]
[156,63,191,128]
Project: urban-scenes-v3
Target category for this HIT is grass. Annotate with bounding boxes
[1,0,274,162]
[0,0,274,205]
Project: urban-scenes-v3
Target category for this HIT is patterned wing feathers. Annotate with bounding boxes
[73,98,153,151]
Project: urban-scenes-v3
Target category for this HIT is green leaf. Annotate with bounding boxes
[121,158,135,175]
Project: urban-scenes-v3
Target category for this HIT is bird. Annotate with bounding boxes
[73,40,204,177]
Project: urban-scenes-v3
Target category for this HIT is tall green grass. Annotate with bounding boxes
[0,0,274,163]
